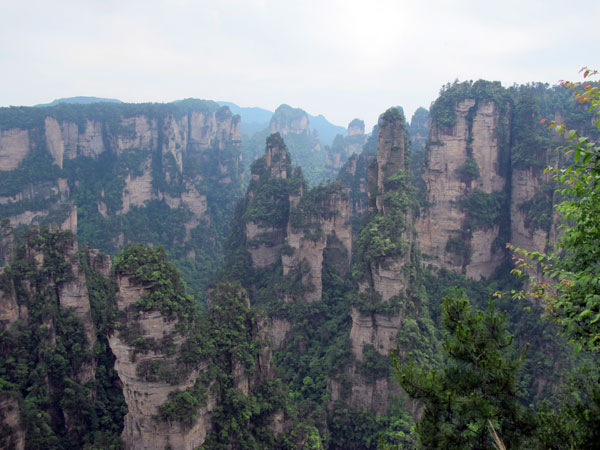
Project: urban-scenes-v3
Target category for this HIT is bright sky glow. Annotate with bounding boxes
[1,0,598,130]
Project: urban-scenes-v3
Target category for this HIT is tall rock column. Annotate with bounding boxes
[0,228,111,449]
[244,133,293,268]
[108,246,214,450]
[417,84,511,279]
[330,108,436,414]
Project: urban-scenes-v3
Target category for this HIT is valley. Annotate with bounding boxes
[1,80,599,449]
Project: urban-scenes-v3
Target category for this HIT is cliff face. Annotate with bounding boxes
[507,89,573,283]
[326,119,368,172]
[110,245,288,449]
[244,134,293,268]
[0,101,242,293]
[417,93,510,279]
[0,228,125,449]
[269,104,310,136]
[337,126,378,232]
[414,83,596,282]
[0,393,25,450]
[283,184,352,302]
[108,273,214,450]
[329,108,436,414]
[0,128,29,171]
[1,230,288,449]
[241,133,353,304]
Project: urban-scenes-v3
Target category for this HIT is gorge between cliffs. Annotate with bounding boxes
[1,79,598,449]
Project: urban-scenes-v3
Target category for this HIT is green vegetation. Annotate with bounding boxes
[0,227,126,449]
[397,291,532,449]
[510,82,599,171]
[514,70,600,352]
[445,234,470,266]
[519,183,555,232]
[455,154,480,182]
[458,188,506,230]
[111,245,299,447]
[114,244,196,324]
[4,78,600,449]
[355,171,416,269]
[289,183,345,238]
[409,71,600,447]
[0,98,219,132]
[430,80,510,129]
[0,100,243,299]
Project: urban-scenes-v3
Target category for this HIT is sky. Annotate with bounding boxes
[1,0,598,130]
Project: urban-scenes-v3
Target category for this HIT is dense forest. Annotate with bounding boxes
[1,73,599,449]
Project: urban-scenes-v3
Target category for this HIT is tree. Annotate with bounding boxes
[507,68,600,449]
[512,68,600,352]
[395,291,532,449]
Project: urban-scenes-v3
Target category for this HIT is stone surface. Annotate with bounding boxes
[269,104,310,136]
[417,99,508,278]
[108,274,213,450]
[120,161,154,214]
[45,117,65,168]
[0,394,25,450]
[282,187,352,302]
[0,104,241,253]
[0,129,29,171]
[337,108,417,413]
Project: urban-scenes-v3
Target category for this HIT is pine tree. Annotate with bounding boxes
[395,291,532,449]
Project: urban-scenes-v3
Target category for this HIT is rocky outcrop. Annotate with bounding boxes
[244,134,292,268]
[0,221,16,267]
[0,393,25,450]
[270,317,292,350]
[409,106,429,151]
[326,119,368,172]
[116,116,158,156]
[328,308,402,414]
[0,129,29,171]
[119,162,154,214]
[331,108,428,414]
[108,274,213,450]
[349,309,402,361]
[0,101,242,293]
[283,185,352,302]
[0,228,111,448]
[243,133,353,303]
[56,237,97,382]
[348,118,365,136]
[270,104,310,136]
[246,221,286,267]
[0,269,21,327]
[40,108,240,170]
[376,113,406,194]
[417,97,510,279]
[361,108,414,300]
[337,128,378,225]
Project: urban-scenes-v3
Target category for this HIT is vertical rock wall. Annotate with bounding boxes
[417,98,510,279]
[0,102,241,257]
[330,108,424,414]
[108,274,214,450]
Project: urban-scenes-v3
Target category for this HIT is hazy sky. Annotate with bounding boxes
[1,0,598,130]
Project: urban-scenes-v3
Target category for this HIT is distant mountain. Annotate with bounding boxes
[217,101,273,136]
[218,101,345,145]
[36,96,123,107]
[306,112,347,144]
[218,101,273,124]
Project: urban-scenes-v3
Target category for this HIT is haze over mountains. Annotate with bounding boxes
[0,78,599,449]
